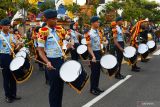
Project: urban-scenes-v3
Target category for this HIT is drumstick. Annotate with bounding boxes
[30,57,56,70]
[81,59,100,62]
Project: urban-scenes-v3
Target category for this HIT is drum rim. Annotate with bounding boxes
[15,51,27,58]
[147,40,156,49]
[81,38,87,45]
[138,44,149,54]
[60,60,82,82]
[123,46,136,58]
[100,54,117,69]
[77,45,87,54]
[10,56,25,71]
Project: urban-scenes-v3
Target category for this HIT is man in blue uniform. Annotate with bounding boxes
[0,18,21,103]
[87,16,104,95]
[37,9,71,107]
[113,17,126,79]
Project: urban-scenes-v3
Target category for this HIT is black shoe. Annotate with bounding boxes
[90,89,100,95]
[11,96,21,100]
[5,97,13,103]
[45,80,49,85]
[115,74,125,79]
[135,66,141,70]
[96,88,104,93]
[132,68,140,72]
[141,59,149,62]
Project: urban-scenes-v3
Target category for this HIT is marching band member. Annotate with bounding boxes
[37,9,72,107]
[65,22,81,60]
[113,17,126,79]
[0,18,21,103]
[87,16,104,95]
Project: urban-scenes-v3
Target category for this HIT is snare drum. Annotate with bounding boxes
[100,54,118,77]
[60,60,89,93]
[146,40,157,53]
[77,45,89,60]
[138,44,149,59]
[81,38,87,45]
[15,51,27,58]
[123,46,137,65]
[10,56,33,83]
[19,47,30,54]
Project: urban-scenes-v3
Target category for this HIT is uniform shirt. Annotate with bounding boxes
[38,27,63,58]
[0,31,16,54]
[89,29,101,51]
[116,25,123,42]
[70,30,79,43]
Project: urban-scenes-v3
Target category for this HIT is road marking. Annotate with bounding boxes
[82,75,132,107]
[153,49,160,55]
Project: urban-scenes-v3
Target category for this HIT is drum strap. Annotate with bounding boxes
[50,32,64,55]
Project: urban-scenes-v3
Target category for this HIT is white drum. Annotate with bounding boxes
[60,60,82,82]
[10,56,33,83]
[77,45,88,59]
[123,46,137,65]
[60,60,89,93]
[20,47,30,54]
[10,57,25,71]
[146,40,156,53]
[138,44,149,59]
[81,38,87,45]
[100,54,118,76]
[15,51,27,58]
[138,44,148,54]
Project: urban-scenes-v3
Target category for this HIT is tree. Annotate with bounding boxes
[39,0,55,12]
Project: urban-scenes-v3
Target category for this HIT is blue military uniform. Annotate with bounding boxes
[89,16,102,92]
[114,17,125,77]
[69,22,80,60]
[0,18,17,101]
[89,28,102,91]
[37,9,64,107]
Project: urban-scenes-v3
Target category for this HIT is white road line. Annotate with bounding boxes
[153,49,160,55]
[82,75,132,107]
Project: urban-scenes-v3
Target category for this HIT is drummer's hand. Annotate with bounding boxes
[120,48,124,52]
[92,56,96,63]
[46,62,54,70]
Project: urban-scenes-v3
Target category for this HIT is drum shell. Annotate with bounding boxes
[69,69,89,92]
[106,64,119,76]
[124,54,137,65]
[141,51,149,59]
[149,44,157,53]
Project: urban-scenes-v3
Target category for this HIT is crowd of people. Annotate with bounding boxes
[0,8,159,107]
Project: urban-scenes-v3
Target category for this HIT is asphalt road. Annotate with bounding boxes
[0,49,160,107]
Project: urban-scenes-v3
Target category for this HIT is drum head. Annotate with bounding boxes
[138,44,149,54]
[60,60,82,82]
[10,57,25,71]
[123,46,136,58]
[147,40,155,49]
[16,51,27,58]
[77,45,87,55]
[100,54,117,69]
[20,47,30,54]
[81,38,87,45]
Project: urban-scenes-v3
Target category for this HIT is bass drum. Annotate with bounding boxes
[60,60,89,93]
[146,40,157,53]
[100,54,118,77]
[138,44,149,59]
[10,56,33,83]
[123,46,137,65]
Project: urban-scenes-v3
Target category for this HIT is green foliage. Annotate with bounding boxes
[0,8,7,19]
[39,0,55,11]
[65,3,80,14]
